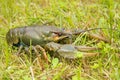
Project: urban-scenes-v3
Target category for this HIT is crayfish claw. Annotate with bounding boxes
[82,52,99,57]
[75,46,100,52]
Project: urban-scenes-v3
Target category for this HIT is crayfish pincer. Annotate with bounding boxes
[6,25,107,63]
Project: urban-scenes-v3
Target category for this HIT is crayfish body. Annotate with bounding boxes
[6,25,107,59]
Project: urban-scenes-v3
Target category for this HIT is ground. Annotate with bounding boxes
[0,0,120,80]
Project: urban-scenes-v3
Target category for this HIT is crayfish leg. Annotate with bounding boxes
[88,33,110,43]
[31,46,44,70]
[35,45,49,64]
[16,45,23,56]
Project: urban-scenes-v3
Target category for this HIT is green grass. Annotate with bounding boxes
[0,0,120,80]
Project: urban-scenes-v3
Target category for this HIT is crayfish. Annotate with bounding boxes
[6,25,109,64]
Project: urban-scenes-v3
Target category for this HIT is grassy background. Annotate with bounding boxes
[0,0,120,80]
